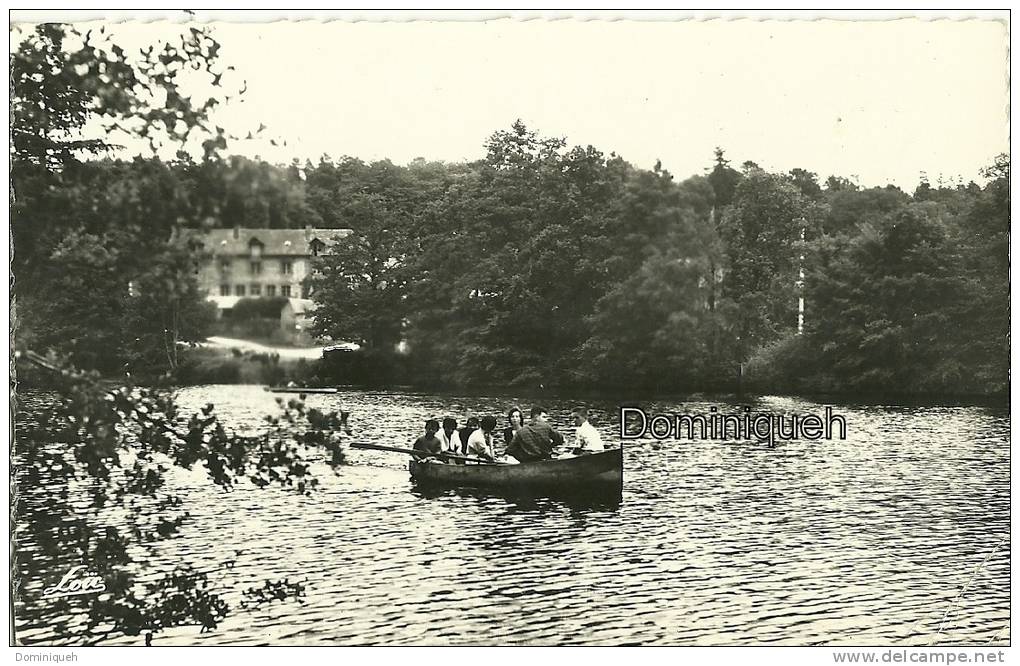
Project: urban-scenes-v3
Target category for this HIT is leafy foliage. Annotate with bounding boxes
[11,25,227,170]
[11,24,237,378]
[11,23,236,168]
[230,296,290,321]
[708,147,741,208]
[307,194,409,350]
[801,172,1008,395]
[743,159,1008,397]
[11,23,348,646]
[14,352,351,643]
[296,122,1006,397]
[718,168,821,361]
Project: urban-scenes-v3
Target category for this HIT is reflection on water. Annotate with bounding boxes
[13,385,1010,646]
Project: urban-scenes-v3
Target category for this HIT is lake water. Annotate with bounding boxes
[13,385,1010,646]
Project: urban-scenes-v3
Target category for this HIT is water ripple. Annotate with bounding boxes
[13,386,1009,646]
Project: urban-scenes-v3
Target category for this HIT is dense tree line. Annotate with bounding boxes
[306,127,1008,398]
[15,131,1008,396]
[13,25,1007,397]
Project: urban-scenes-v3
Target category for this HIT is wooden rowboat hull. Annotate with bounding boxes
[408,448,623,492]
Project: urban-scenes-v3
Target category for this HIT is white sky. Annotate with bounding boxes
[12,15,1011,189]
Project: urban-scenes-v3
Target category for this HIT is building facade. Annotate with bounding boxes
[192,226,350,340]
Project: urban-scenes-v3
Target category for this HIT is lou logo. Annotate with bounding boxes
[42,565,107,599]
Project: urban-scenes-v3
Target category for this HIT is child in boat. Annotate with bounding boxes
[412,419,444,461]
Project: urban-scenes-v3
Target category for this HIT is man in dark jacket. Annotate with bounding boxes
[506,406,565,462]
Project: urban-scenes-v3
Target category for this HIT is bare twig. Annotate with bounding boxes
[928,533,1009,646]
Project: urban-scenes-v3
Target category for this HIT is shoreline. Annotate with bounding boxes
[13,376,1008,410]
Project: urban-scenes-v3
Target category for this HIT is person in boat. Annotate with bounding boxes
[412,419,443,461]
[569,406,604,455]
[436,417,462,455]
[465,415,498,462]
[505,406,565,463]
[502,406,524,448]
[458,417,480,455]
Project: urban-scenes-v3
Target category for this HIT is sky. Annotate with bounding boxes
[12,14,1011,190]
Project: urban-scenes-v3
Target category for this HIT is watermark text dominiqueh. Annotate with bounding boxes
[15,655,78,662]
[41,565,107,600]
[620,406,848,446]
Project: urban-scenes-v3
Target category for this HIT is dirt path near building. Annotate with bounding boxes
[203,336,326,360]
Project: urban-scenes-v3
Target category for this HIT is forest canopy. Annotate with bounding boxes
[11,26,1008,397]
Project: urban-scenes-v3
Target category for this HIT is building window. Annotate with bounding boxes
[220,284,230,296]
[282,260,293,275]
[219,259,231,272]
[250,261,262,275]
[301,284,311,298]
[250,284,261,297]
[281,285,291,298]
[236,285,246,297]
[266,285,276,297]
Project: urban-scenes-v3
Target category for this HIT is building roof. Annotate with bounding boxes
[194,227,352,257]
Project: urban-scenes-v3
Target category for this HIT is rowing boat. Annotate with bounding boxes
[267,387,338,394]
[408,447,623,491]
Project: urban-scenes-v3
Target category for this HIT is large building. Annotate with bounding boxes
[193,226,351,339]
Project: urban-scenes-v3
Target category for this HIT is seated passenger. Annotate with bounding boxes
[570,406,604,454]
[412,419,443,461]
[505,406,565,463]
[466,415,498,462]
[458,417,480,455]
[436,417,462,455]
[502,406,524,448]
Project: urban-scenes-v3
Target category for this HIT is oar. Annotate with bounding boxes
[349,442,507,464]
